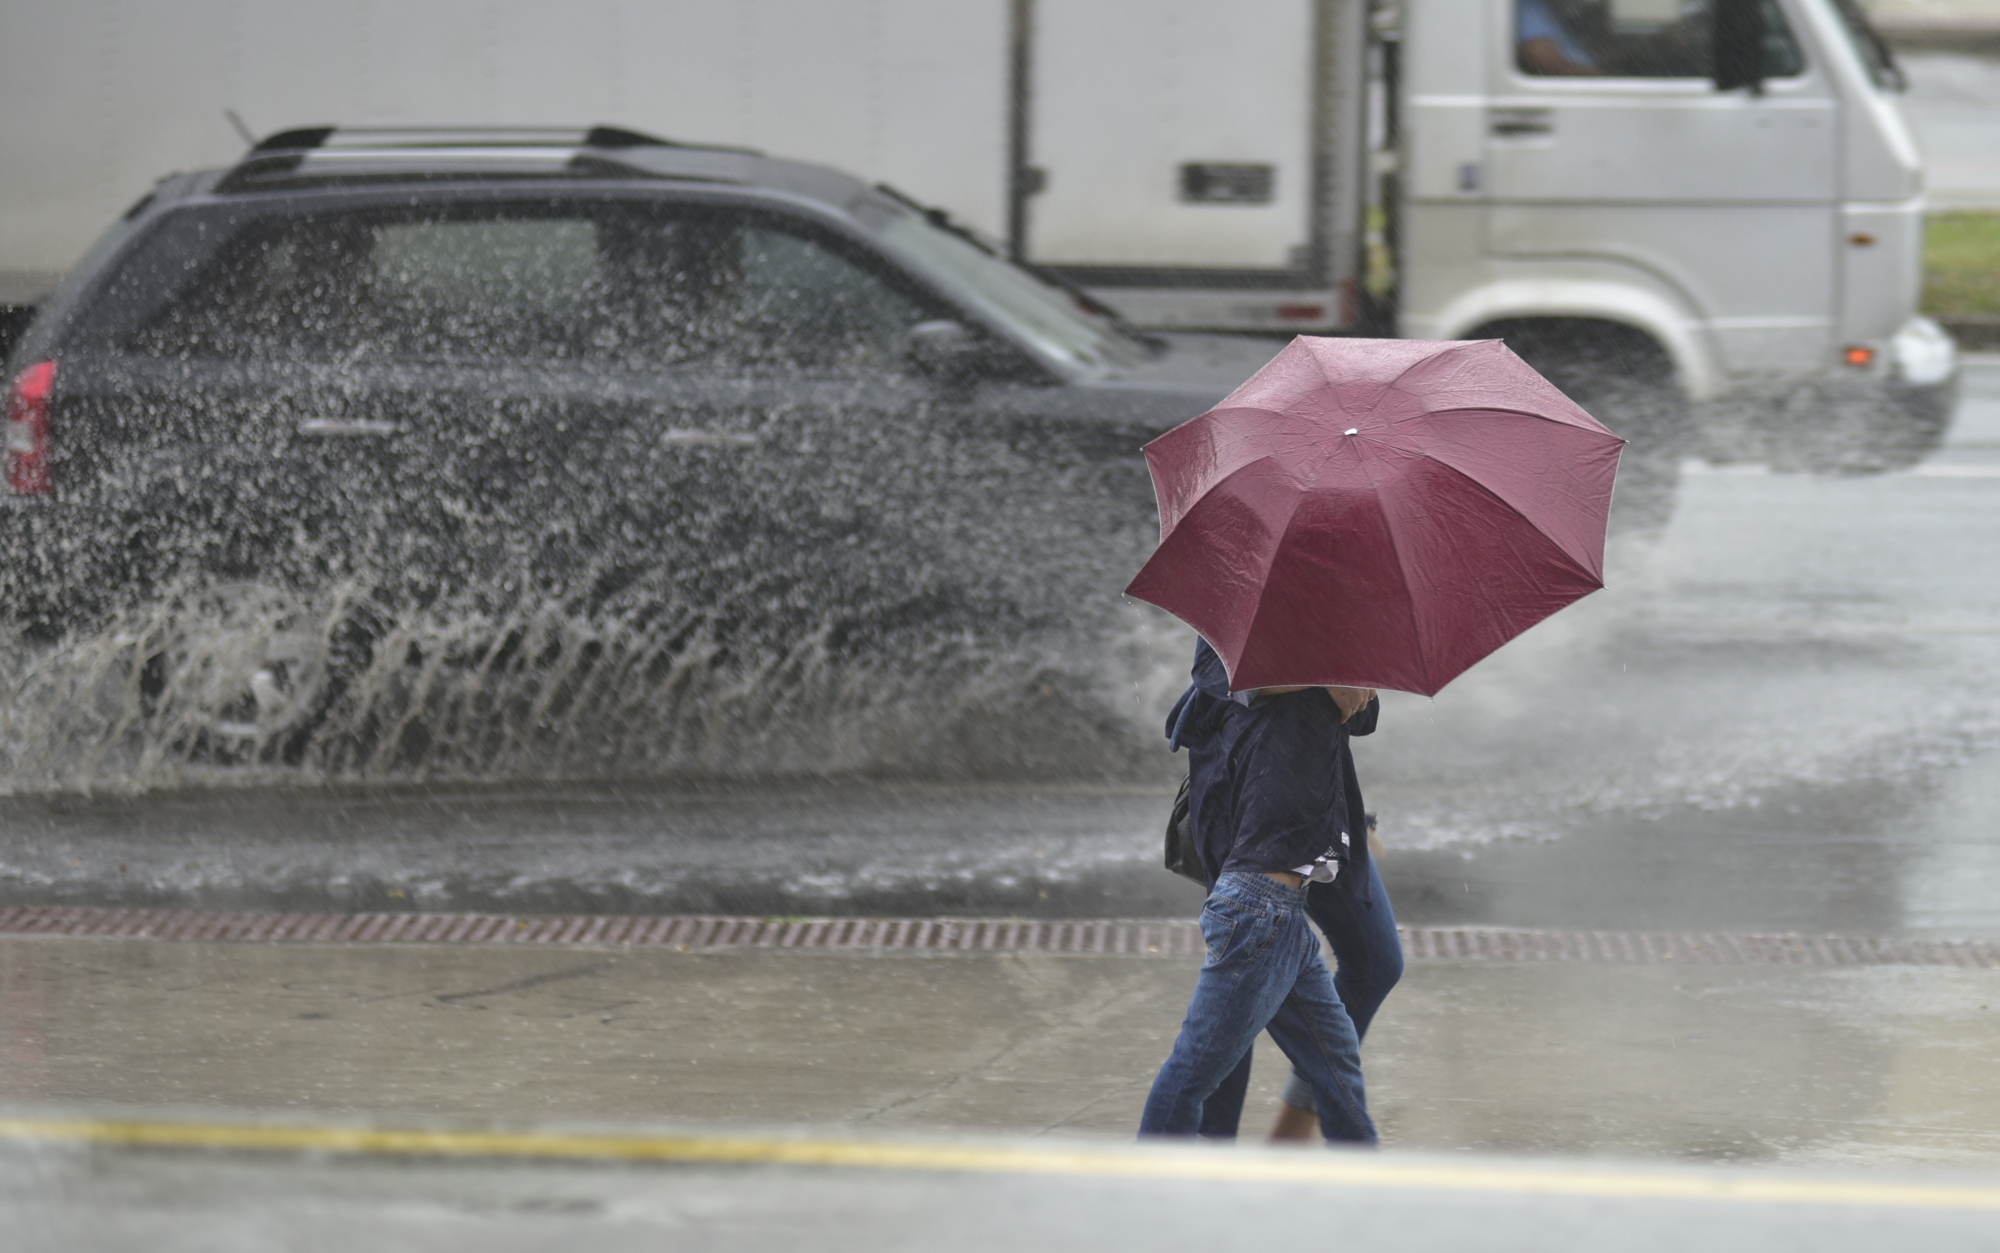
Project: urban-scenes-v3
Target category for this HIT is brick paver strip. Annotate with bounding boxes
[0,905,1996,967]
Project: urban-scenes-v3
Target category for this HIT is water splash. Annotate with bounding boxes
[0,565,1187,794]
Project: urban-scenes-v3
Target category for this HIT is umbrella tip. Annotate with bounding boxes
[1344,428,1359,436]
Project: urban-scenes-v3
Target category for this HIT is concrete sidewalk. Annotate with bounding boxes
[5,932,2000,1166]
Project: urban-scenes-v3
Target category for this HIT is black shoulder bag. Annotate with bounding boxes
[1163,772,1206,884]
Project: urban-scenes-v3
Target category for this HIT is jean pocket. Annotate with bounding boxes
[1199,898,1247,966]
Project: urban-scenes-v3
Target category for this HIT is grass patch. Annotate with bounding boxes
[1924,211,2000,318]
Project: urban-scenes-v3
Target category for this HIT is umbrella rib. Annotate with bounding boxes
[1421,403,1612,433]
[1370,341,1582,425]
[1356,445,1438,695]
[1422,454,1606,658]
[1364,449,1603,694]
[1424,404,1575,422]
[1380,339,1473,395]
[1373,339,1610,433]
[1411,450,1609,579]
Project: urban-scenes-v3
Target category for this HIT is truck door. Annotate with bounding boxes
[1480,0,1839,379]
[1024,0,1361,333]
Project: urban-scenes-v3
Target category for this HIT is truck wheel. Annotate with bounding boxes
[1468,318,1690,536]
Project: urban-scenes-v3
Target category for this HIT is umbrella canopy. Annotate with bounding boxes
[1125,336,1624,697]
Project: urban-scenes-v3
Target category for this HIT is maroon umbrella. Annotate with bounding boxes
[1124,336,1623,697]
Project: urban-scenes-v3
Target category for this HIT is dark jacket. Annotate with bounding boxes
[1165,638,1378,887]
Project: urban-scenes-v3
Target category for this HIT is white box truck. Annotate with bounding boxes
[0,0,1955,423]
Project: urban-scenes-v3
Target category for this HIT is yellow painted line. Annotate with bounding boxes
[5,1115,2000,1212]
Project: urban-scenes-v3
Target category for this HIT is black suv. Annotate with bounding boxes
[1,126,1278,774]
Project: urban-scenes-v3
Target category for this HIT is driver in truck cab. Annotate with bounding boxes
[1518,0,1713,78]
[1517,0,1601,73]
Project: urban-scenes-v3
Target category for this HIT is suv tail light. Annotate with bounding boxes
[6,360,55,496]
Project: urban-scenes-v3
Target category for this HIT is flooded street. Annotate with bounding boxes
[3,359,1997,938]
[7,9,2000,1245]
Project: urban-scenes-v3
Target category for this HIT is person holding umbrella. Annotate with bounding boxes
[1129,336,1623,1143]
[1164,653,1404,1143]
[1143,641,1389,1141]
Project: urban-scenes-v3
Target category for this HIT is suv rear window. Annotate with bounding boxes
[127,201,935,370]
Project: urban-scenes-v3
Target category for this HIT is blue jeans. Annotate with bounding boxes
[1197,858,1401,1137]
[1138,871,1377,1144]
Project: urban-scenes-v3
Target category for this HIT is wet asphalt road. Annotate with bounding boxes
[1901,51,2000,212]
[2,359,1997,936]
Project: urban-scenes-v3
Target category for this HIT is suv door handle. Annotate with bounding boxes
[298,418,403,438]
[660,428,757,449]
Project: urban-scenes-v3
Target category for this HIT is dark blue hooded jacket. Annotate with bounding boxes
[1165,638,1379,887]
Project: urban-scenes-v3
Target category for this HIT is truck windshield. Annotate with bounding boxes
[868,199,1144,372]
[1825,0,1904,90]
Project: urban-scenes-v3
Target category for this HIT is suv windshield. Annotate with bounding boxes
[868,199,1144,372]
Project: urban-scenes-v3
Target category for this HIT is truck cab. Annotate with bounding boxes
[1396,0,1956,412]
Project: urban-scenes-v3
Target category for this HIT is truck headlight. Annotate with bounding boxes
[1890,317,1957,388]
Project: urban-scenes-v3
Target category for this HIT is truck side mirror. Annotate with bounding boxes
[1712,0,1768,94]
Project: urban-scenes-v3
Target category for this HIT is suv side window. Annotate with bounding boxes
[1516,0,1804,77]
[736,225,932,370]
[130,209,611,362]
[370,217,608,357]
[597,212,936,371]
[130,203,937,373]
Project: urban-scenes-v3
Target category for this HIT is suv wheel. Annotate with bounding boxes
[133,582,333,763]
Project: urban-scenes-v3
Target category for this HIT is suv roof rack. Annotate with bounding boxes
[215,124,761,193]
